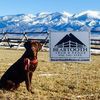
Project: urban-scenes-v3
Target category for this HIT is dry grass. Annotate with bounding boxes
[0,48,100,100]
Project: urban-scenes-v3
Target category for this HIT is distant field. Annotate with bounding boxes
[0,49,100,100]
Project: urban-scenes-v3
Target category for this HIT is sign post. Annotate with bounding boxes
[50,31,90,62]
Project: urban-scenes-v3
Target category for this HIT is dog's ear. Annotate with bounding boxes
[24,41,31,49]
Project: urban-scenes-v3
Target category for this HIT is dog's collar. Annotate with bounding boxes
[24,58,38,71]
[30,59,38,65]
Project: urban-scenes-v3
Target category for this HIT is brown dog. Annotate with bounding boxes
[0,40,42,93]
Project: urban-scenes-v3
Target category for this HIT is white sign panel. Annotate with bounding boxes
[50,31,90,62]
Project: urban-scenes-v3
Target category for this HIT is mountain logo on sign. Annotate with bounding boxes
[55,33,86,48]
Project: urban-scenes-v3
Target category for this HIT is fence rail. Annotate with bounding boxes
[0,32,49,49]
[0,32,100,50]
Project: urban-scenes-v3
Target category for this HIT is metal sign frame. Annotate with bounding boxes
[50,31,90,62]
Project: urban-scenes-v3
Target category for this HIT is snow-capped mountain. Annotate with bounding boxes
[0,10,100,32]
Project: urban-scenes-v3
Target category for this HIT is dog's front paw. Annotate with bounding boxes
[27,87,34,94]
[30,90,34,94]
[28,89,34,94]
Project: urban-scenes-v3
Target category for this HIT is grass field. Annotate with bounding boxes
[0,49,100,100]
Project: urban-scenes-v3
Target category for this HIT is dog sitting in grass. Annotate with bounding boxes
[0,40,42,93]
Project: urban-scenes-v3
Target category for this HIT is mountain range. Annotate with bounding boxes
[0,10,100,33]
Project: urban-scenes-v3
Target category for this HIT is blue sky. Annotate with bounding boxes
[0,0,99,16]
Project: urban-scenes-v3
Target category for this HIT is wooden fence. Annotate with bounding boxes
[0,32,49,49]
[91,38,100,50]
[0,32,100,51]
